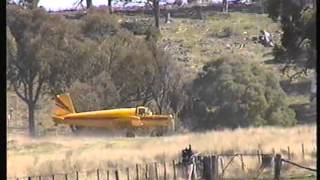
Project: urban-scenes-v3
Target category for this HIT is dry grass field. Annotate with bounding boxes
[7,124,316,178]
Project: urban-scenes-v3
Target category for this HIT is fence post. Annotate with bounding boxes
[154,162,158,180]
[127,167,130,180]
[211,155,218,180]
[301,143,305,160]
[107,170,110,180]
[76,171,79,180]
[52,175,55,180]
[259,0,264,13]
[172,160,176,180]
[219,157,224,172]
[240,154,244,171]
[65,174,68,180]
[287,146,291,160]
[163,162,167,180]
[145,164,148,179]
[203,156,212,180]
[136,164,139,180]
[115,170,119,180]
[39,176,42,180]
[96,169,100,180]
[28,177,31,180]
[272,148,275,156]
[274,154,282,180]
[257,150,261,163]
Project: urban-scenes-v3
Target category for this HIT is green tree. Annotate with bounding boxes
[266,0,316,79]
[67,9,178,114]
[6,6,83,136]
[183,55,296,130]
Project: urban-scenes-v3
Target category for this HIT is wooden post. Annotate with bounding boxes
[96,169,100,180]
[301,143,305,160]
[260,0,264,13]
[240,154,244,171]
[220,157,224,171]
[52,175,55,180]
[211,155,218,180]
[153,0,160,29]
[154,162,158,180]
[222,0,228,13]
[107,170,110,180]
[65,174,68,180]
[76,171,79,180]
[163,162,167,180]
[127,167,130,180]
[115,170,119,180]
[148,163,154,179]
[28,177,31,180]
[136,164,139,180]
[257,150,261,163]
[172,160,176,180]
[274,154,282,180]
[145,164,148,179]
[39,176,42,180]
[164,6,171,23]
[287,146,291,160]
[203,156,212,180]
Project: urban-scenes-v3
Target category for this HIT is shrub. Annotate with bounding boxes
[145,25,161,41]
[183,55,296,129]
[82,9,120,40]
[121,21,150,35]
[69,81,102,112]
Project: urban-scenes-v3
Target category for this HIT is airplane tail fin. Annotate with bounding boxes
[53,93,76,118]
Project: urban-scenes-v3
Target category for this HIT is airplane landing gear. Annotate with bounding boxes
[70,125,83,135]
[126,129,135,138]
[150,128,164,137]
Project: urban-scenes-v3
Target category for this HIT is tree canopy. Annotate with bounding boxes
[266,0,316,73]
[182,55,296,130]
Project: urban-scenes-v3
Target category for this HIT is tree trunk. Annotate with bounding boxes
[86,0,92,9]
[28,103,36,136]
[154,0,160,29]
[108,0,112,14]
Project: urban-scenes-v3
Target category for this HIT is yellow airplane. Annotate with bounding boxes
[52,94,175,137]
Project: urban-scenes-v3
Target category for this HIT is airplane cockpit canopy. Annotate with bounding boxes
[137,107,153,116]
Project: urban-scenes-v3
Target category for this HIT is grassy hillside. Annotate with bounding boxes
[6,11,315,134]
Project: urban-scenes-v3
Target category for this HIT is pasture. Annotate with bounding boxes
[7,124,316,178]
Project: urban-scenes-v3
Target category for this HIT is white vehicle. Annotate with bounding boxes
[112,0,126,10]
[124,1,146,11]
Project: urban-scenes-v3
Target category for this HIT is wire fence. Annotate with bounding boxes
[8,150,316,180]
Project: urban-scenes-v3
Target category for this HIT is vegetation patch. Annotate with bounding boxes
[182,55,296,129]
